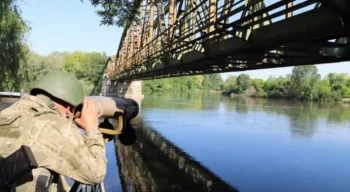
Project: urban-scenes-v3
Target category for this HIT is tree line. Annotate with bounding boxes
[142,91,350,132]
[143,65,350,101]
[31,51,108,95]
[0,0,29,91]
[2,50,107,96]
[142,73,224,93]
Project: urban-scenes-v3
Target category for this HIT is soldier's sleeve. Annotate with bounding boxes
[31,120,107,185]
[75,130,108,184]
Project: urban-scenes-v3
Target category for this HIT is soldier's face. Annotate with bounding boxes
[55,103,75,120]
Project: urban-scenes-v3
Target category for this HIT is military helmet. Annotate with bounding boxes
[30,70,85,106]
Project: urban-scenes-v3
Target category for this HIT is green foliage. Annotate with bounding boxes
[317,79,332,100]
[326,73,350,98]
[142,79,172,92]
[327,73,348,92]
[202,74,223,91]
[236,74,251,94]
[289,65,320,100]
[83,0,144,27]
[251,78,266,97]
[222,75,237,94]
[14,51,107,96]
[0,0,29,91]
[238,65,350,101]
[20,52,59,90]
[63,51,107,95]
[262,76,289,98]
[343,87,350,98]
[142,75,204,92]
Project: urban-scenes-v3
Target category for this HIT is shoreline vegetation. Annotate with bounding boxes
[1,51,108,96]
[143,65,350,103]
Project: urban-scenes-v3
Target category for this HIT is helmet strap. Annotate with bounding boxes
[36,94,57,111]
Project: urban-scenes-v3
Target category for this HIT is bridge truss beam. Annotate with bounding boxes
[106,0,350,81]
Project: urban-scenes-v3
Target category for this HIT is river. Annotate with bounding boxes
[102,92,350,192]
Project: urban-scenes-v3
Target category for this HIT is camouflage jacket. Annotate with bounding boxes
[0,94,107,191]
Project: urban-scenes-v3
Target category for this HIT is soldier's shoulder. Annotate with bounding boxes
[19,94,45,107]
[0,101,29,117]
[1,95,59,122]
[2,94,38,110]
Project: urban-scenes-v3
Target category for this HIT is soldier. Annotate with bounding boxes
[0,70,107,191]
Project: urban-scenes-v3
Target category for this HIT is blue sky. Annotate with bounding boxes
[20,0,122,56]
[19,0,350,80]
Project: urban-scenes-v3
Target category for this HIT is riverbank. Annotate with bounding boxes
[343,98,350,103]
[224,92,350,104]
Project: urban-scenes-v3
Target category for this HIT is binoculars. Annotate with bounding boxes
[75,96,139,120]
[75,96,139,144]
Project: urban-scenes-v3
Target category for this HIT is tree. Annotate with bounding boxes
[327,73,348,91]
[263,76,288,98]
[142,75,204,92]
[0,0,29,91]
[317,79,332,100]
[236,74,251,94]
[20,52,59,91]
[222,75,237,94]
[202,74,223,91]
[289,65,320,100]
[326,73,349,98]
[251,78,266,97]
[192,75,204,90]
[12,51,107,95]
[61,51,107,95]
[343,87,350,98]
[46,51,67,69]
[83,0,141,27]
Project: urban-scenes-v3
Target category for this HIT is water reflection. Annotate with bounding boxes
[142,92,222,111]
[138,93,350,192]
[142,93,350,138]
[115,117,238,192]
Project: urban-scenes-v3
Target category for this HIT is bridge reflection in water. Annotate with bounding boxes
[114,117,238,192]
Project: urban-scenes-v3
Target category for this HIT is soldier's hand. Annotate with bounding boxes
[74,98,99,131]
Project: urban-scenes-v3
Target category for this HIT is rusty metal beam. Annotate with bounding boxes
[107,0,350,81]
[169,0,176,41]
[286,2,293,18]
[208,0,217,38]
[149,1,155,56]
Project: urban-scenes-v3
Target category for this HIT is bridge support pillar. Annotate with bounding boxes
[110,81,143,98]
[102,80,144,112]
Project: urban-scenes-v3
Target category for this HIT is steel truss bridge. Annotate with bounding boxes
[106,0,349,81]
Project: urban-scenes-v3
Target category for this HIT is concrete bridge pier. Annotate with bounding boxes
[101,78,144,114]
[110,81,143,98]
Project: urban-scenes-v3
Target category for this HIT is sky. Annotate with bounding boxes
[19,0,350,80]
[19,0,122,56]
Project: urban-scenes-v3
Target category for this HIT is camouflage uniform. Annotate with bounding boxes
[0,94,107,191]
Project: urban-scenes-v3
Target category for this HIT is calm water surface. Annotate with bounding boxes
[56,92,350,191]
[2,92,350,191]
[102,92,350,191]
[105,92,350,192]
